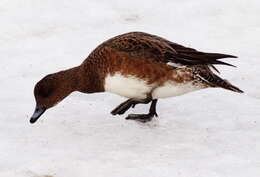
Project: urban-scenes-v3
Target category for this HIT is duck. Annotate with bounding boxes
[30,32,243,124]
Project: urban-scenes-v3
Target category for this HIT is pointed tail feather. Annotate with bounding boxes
[197,67,243,93]
[219,79,243,93]
[210,74,243,93]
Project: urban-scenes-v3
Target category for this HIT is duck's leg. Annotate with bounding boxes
[125,99,158,123]
[111,97,152,116]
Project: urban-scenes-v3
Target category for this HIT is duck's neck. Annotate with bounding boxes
[56,64,104,95]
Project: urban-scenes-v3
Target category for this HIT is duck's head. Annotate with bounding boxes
[30,73,70,124]
[30,66,98,124]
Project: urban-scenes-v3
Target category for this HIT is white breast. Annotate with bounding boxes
[104,73,153,99]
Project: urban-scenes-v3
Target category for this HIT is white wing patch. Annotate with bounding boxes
[166,62,184,68]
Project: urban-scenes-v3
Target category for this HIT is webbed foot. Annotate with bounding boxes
[125,112,158,123]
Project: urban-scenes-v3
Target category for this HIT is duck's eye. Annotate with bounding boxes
[39,84,53,97]
[35,80,54,98]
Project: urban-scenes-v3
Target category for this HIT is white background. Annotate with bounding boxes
[1,0,260,176]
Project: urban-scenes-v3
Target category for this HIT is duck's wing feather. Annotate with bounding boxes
[106,32,237,69]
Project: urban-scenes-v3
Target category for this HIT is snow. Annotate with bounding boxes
[1,0,260,177]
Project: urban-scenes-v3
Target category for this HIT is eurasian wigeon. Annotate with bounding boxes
[30,32,243,123]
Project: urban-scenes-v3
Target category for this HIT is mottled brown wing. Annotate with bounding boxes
[105,32,237,68]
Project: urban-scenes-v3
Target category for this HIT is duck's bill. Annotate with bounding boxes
[30,106,46,124]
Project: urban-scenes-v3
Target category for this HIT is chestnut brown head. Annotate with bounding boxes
[30,73,71,124]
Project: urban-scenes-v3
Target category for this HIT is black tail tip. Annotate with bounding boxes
[230,86,244,93]
[227,55,238,58]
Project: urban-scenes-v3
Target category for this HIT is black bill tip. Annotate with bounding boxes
[30,106,46,124]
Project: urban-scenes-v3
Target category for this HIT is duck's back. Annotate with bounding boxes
[82,32,242,98]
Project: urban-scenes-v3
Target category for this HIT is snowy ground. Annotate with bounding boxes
[1,0,260,177]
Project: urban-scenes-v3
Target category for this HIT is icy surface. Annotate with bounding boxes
[0,0,260,177]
